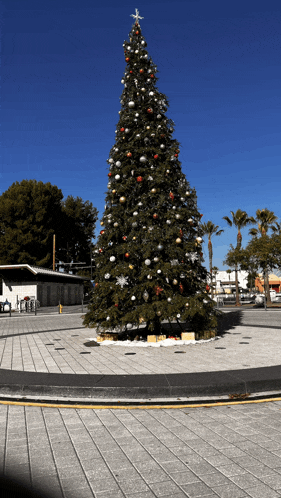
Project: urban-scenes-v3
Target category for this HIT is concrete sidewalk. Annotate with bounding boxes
[0,309,280,402]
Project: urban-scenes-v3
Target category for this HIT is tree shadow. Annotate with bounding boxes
[216,310,243,337]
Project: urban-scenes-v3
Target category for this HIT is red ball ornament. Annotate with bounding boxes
[125,57,130,62]
[130,70,133,74]
[108,173,112,177]
[147,108,153,114]
[95,282,99,287]
[125,252,130,258]
[153,213,158,219]
[135,31,139,35]
[114,303,119,307]
[120,127,125,132]
[179,283,184,293]
[127,152,132,157]
[137,176,143,182]
[174,154,178,157]
[206,285,210,292]
[100,230,105,235]
[200,214,203,218]
[154,154,159,159]
[169,192,174,201]
[150,74,154,78]
[139,69,144,74]
[98,248,103,253]
[122,236,127,241]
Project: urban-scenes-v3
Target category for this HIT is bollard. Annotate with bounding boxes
[9,303,11,317]
[58,303,63,314]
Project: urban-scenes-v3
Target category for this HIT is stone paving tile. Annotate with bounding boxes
[1,310,281,375]
[246,483,281,497]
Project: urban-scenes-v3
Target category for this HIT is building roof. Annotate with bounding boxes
[0,264,89,280]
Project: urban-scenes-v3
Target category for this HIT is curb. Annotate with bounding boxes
[1,365,281,400]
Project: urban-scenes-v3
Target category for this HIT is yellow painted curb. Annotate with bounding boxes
[0,397,281,409]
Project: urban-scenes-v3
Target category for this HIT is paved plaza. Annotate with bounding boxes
[0,309,281,497]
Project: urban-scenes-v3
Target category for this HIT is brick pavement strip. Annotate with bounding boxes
[0,402,281,497]
[0,310,281,376]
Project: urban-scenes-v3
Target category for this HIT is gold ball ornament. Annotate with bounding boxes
[173,279,178,285]
[185,302,189,307]
[156,311,162,316]
[100,222,104,226]
[129,264,134,269]
[119,196,126,203]
[151,188,157,194]
[176,238,182,244]
[112,189,116,194]
[133,236,136,240]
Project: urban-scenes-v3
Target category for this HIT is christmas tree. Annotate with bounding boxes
[84,9,217,336]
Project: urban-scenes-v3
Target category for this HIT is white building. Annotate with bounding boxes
[210,270,249,294]
[0,264,88,310]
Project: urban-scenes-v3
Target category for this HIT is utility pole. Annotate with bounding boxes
[53,234,56,271]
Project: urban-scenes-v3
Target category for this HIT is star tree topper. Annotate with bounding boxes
[130,8,144,24]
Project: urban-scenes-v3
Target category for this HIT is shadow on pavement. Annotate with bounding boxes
[0,475,50,498]
[216,310,243,337]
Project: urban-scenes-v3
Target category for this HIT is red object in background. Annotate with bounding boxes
[125,57,130,62]
[206,285,210,292]
[154,154,158,159]
[122,236,127,241]
[150,74,154,78]
[153,213,158,219]
[100,230,105,235]
[139,69,144,73]
[120,127,125,132]
[137,176,143,182]
[114,303,118,307]
[98,248,103,253]
[200,214,203,217]
[147,108,153,113]
[108,173,112,177]
[95,283,98,287]
[125,252,130,258]
[169,192,174,200]
[174,154,178,157]
[179,229,183,237]
[130,70,133,74]
[135,31,139,34]
[127,152,132,157]
[179,283,184,293]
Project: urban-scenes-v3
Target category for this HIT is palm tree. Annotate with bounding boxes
[212,266,219,296]
[201,221,224,299]
[223,210,255,306]
[249,209,278,304]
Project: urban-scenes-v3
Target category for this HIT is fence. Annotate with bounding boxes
[0,299,90,317]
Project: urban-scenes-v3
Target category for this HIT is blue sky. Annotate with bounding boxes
[2,0,281,270]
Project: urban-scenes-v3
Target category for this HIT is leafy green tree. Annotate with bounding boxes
[83,11,217,335]
[249,208,278,303]
[0,180,64,267]
[59,196,98,275]
[0,181,98,273]
[201,221,224,299]
[222,210,255,305]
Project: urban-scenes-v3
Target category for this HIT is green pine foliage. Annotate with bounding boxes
[83,15,217,334]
